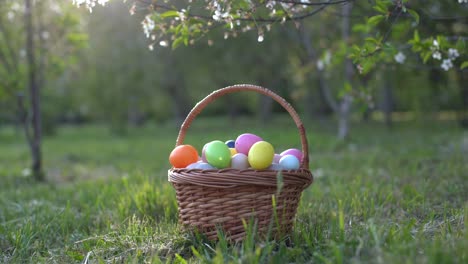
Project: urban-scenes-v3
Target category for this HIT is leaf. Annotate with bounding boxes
[422,51,431,63]
[407,9,419,25]
[413,30,420,42]
[461,61,468,70]
[172,37,184,49]
[160,10,179,18]
[368,15,385,26]
[373,5,387,14]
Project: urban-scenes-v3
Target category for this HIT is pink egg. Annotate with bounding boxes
[235,133,263,155]
[201,144,208,162]
[280,148,303,162]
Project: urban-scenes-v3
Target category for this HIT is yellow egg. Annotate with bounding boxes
[229,148,237,156]
[248,141,274,170]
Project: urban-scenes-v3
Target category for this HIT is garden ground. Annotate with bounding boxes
[0,117,467,263]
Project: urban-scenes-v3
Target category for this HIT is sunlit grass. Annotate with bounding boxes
[0,117,467,263]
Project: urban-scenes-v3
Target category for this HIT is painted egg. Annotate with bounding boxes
[201,144,208,162]
[195,162,215,170]
[231,153,249,170]
[273,154,282,163]
[225,140,235,148]
[229,148,237,156]
[248,141,274,170]
[279,154,300,170]
[268,163,283,171]
[169,145,199,168]
[205,140,231,168]
[235,133,263,155]
[186,162,200,169]
[280,148,303,162]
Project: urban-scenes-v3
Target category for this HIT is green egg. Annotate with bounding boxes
[205,140,231,169]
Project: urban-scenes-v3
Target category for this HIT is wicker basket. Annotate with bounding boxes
[168,84,313,242]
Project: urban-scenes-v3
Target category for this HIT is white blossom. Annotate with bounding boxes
[316,60,325,70]
[213,10,229,21]
[41,31,50,40]
[72,0,109,12]
[459,0,468,4]
[448,48,459,59]
[394,52,406,64]
[441,59,453,71]
[432,51,442,60]
[433,39,439,47]
[159,41,168,47]
[257,35,264,42]
[7,11,14,21]
[266,1,276,9]
[142,15,155,38]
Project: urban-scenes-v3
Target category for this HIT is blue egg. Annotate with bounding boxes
[195,162,215,170]
[186,162,200,169]
[279,154,300,170]
[225,140,235,148]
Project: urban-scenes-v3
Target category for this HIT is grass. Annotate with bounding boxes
[0,116,467,263]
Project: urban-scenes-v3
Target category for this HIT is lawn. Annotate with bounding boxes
[0,117,467,263]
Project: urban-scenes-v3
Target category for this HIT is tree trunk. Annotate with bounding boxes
[382,71,394,128]
[338,2,354,140]
[259,94,273,124]
[458,70,468,128]
[295,23,335,119]
[25,0,44,181]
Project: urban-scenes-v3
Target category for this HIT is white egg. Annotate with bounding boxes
[231,153,249,170]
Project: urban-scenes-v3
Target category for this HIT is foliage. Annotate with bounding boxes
[0,0,88,132]
[74,1,467,74]
[1,118,467,262]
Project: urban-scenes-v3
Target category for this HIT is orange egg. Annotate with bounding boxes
[169,145,199,168]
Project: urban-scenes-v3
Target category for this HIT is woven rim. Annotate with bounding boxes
[168,84,313,189]
[170,168,312,188]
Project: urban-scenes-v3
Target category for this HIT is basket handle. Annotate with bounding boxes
[175,84,310,169]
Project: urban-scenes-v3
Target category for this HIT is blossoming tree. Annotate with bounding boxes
[74,0,468,137]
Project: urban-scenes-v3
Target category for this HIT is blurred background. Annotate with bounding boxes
[0,0,467,179]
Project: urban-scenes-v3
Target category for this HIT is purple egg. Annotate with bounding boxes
[268,163,283,171]
[235,133,263,155]
[273,154,282,163]
[280,148,303,162]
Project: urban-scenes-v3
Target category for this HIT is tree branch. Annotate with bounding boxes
[275,0,353,6]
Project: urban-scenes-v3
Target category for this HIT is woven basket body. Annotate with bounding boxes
[168,85,313,241]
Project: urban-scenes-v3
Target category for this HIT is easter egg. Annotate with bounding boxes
[229,148,237,156]
[280,148,303,162]
[235,133,263,155]
[273,154,282,163]
[231,153,249,170]
[205,140,231,168]
[201,144,208,162]
[186,162,200,169]
[225,140,235,148]
[279,154,300,170]
[248,141,274,170]
[268,163,283,171]
[169,145,199,168]
[195,162,215,170]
